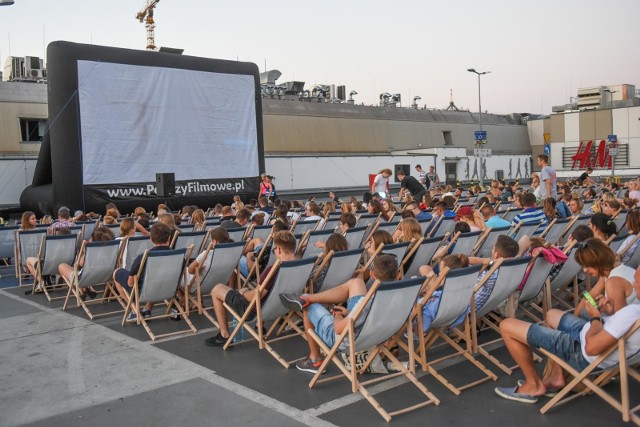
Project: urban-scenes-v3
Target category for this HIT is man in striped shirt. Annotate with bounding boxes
[511,192,547,235]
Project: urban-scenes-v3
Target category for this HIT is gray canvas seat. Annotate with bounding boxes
[300,228,335,258]
[177,224,195,233]
[609,233,629,254]
[77,221,98,241]
[345,225,370,249]
[251,225,273,243]
[123,236,154,270]
[548,244,582,310]
[122,247,196,341]
[0,225,18,265]
[15,228,47,286]
[292,219,321,235]
[417,218,432,236]
[510,220,543,239]
[315,248,364,292]
[450,230,483,256]
[501,208,523,222]
[322,218,340,231]
[541,217,575,246]
[378,241,411,267]
[402,236,444,278]
[409,264,497,395]
[171,230,208,256]
[223,256,317,368]
[307,276,440,422]
[190,240,245,325]
[33,234,79,301]
[432,217,455,238]
[613,210,628,233]
[356,213,379,230]
[372,221,399,236]
[63,239,122,319]
[225,227,248,242]
[516,255,556,322]
[474,226,511,258]
[562,215,591,242]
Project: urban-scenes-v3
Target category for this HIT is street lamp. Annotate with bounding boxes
[603,88,618,180]
[468,68,491,188]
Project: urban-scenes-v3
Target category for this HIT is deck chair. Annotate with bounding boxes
[609,233,630,254]
[322,217,340,232]
[177,224,195,233]
[121,247,196,341]
[470,256,532,374]
[539,320,640,425]
[431,217,455,238]
[356,213,380,230]
[406,264,498,395]
[345,225,370,249]
[473,226,511,258]
[402,236,445,278]
[450,230,483,256]
[372,221,399,237]
[510,220,544,240]
[226,227,248,242]
[621,235,640,269]
[223,257,318,368]
[62,240,123,319]
[547,242,582,311]
[378,241,412,267]
[307,276,440,422]
[314,248,365,292]
[251,224,273,243]
[562,215,592,242]
[171,230,208,258]
[613,210,629,233]
[417,218,432,236]
[77,221,98,242]
[189,240,245,325]
[32,234,79,301]
[514,254,556,323]
[501,208,523,223]
[292,219,321,235]
[582,200,595,214]
[14,228,47,286]
[299,228,335,258]
[122,236,154,270]
[0,225,18,266]
[540,217,576,246]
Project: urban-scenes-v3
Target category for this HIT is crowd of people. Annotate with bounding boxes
[11,155,640,416]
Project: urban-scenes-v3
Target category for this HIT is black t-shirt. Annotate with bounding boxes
[129,245,172,281]
[401,175,425,196]
[578,172,589,182]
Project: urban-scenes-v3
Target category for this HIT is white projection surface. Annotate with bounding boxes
[77,60,259,185]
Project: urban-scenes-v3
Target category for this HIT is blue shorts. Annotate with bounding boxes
[527,313,590,371]
[114,268,142,293]
[308,295,364,348]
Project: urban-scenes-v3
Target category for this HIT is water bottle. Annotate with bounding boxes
[231,318,245,343]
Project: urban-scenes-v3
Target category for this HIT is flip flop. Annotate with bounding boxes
[494,386,539,404]
[517,379,559,398]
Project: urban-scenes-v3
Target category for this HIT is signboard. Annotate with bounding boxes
[544,144,551,155]
[608,134,618,143]
[474,148,492,158]
[474,130,487,141]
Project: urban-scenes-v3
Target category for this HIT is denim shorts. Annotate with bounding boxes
[527,312,590,371]
[308,295,364,348]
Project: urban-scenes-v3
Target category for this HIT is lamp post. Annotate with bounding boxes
[467,68,491,189]
[603,88,618,181]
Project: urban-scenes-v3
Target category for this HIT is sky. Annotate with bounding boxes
[1,0,638,114]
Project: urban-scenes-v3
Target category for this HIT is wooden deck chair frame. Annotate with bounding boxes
[539,320,640,425]
[312,248,365,293]
[188,240,246,325]
[540,217,577,246]
[425,216,445,238]
[291,219,321,236]
[62,239,123,319]
[121,235,154,270]
[240,232,276,288]
[307,276,440,422]
[14,228,47,287]
[296,228,329,259]
[470,256,534,375]
[32,234,79,302]
[223,256,319,368]
[472,225,511,258]
[121,247,196,341]
[430,216,456,238]
[399,264,498,395]
[509,220,543,240]
[449,230,484,256]
[561,215,592,243]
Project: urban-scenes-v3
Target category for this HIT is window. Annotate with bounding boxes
[20,118,47,142]
[443,131,453,146]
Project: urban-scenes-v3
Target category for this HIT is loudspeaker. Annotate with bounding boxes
[156,173,175,197]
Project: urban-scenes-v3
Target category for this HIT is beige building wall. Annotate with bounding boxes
[549,114,564,143]
[0,101,47,154]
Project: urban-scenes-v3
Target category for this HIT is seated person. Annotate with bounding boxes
[574,238,637,318]
[618,210,640,265]
[238,221,289,278]
[476,205,511,230]
[404,201,432,221]
[113,223,173,322]
[468,235,520,312]
[511,192,548,234]
[588,212,617,241]
[310,233,349,293]
[279,253,400,374]
[495,270,640,403]
[204,230,296,347]
[220,208,250,230]
[180,227,233,295]
[338,212,357,234]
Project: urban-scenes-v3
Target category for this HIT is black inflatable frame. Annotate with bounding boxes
[20,41,264,216]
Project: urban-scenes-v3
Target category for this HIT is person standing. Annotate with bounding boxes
[415,164,430,189]
[396,170,427,203]
[537,155,557,200]
[371,169,392,198]
[426,165,440,189]
[259,174,277,201]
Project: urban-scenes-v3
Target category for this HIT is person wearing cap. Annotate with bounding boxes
[455,206,481,232]
[48,206,74,234]
[397,170,427,203]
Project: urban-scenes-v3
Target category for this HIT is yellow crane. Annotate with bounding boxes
[136,0,160,50]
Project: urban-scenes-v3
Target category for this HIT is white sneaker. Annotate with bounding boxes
[386,361,409,372]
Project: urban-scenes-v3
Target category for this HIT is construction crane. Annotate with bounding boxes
[136,0,160,51]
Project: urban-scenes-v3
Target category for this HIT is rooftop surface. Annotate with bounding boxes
[0,262,634,427]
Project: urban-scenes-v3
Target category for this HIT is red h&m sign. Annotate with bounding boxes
[571,140,612,169]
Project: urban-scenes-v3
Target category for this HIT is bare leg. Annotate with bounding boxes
[305,278,366,305]
[303,310,322,361]
[539,309,569,389]
[26,257,39,282]
[212,284,232,338]
[499,318,546,396]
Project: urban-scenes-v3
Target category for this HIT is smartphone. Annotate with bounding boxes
[583,291,599,310]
